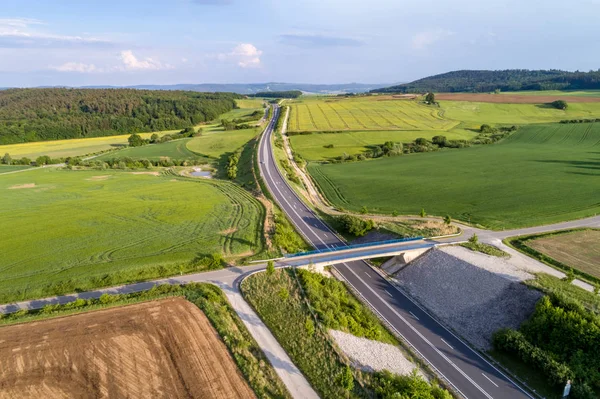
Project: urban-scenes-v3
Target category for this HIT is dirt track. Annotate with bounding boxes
[435,92,600,103]
[0,298,255,399]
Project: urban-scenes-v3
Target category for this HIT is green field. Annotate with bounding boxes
[0,132,176,160]
[288,96,457,132]
[289,129,475,161]
[219,98,265,121]
[95,138,208,162]
[440,100,600,126]
[0,168,264,302]
[309,123,600,229]
[186,127,260,158]
[0,165,31,174]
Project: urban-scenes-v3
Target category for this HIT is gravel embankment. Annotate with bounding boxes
[329,329,420,376]
[395,247,542,350]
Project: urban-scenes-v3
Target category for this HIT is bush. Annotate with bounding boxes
[337,214,374,237]
[551,100,568,110]
[492,328,573,388]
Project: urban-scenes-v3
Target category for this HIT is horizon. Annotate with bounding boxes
[2,0,600,87]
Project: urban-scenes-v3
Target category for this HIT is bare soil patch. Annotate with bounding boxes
[220,227,239,235]
[7,183,35,190]
[527,229,600,279]
[86,175,110,181]
[435,93,600,103]
[130,171,160,176]
[0,298,255,399]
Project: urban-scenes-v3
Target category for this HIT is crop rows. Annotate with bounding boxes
[288,98,457,132]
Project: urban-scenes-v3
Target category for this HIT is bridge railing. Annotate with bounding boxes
[284,236,424,258]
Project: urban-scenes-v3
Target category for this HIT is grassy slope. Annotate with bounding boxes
[186,127,260,158]
[289,129,475,161]
[219,98,265,120]
[0,168,264,302]
[0,165,31,173]
[95,138,209,162]
[0,132,175,160]
[309,123,600,229]
[288,96,457,132]
[441,100,600,126]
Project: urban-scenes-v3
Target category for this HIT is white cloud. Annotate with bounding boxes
[118,50,172,70]
[217,43,262,68]
[411,29,454,49]
[0,18,112,48]
[53,62,99,73]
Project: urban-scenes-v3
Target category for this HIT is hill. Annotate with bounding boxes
[0,88,240,145]
[373,69,600,93]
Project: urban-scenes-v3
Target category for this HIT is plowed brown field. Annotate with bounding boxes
[0,298,256,399]
[435,93,600,103]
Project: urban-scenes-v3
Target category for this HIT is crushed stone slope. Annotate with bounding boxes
[395,247,542,349]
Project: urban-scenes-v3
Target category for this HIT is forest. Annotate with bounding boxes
[373,69,600,93]
[250,90,302,98]
[0,88,241,144]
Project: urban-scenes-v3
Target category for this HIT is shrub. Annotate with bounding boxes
[469,233,478,244]
[266,260,275,276]
[551,100,568,110]
[492,329,573,388]
[337,214,374,237]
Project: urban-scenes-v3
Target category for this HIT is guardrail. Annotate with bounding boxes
[284,237,424,258]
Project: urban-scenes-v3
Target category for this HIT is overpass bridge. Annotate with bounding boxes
[274,237,436,271]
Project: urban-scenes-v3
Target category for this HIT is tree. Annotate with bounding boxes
[444,215,452,225]
[480,124,494,133]
[420,208,426,218]
[266,260,275,276]
[551,100,568,110]
[2,153,12,165]
[338,365,354,397]
[432,135,447,146]
[128,133,144,147]
[337,214,374,237]
[469,233,478,244]
[425,92,436,104]
[563,268,575,283]
[150,133,159,143]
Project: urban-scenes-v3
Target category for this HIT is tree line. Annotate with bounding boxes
[372,69,600,93]
[493,294,600,398]
[0,88,242,145]
[249,90,302,99]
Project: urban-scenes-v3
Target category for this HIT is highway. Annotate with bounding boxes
[258,105,533,399]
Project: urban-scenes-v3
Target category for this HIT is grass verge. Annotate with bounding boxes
[241,268,452,399]
[460,242,510,257]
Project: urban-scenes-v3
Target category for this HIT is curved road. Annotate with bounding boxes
[258,105,533,399]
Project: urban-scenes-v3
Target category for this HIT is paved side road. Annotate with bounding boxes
[0,265,318,399]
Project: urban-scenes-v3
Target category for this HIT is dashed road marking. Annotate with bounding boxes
[482,373,499,388]
[409,311,420,320]
[441,338,454,350]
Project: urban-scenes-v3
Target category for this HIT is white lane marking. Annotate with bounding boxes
[385,290,393,297]
[409,311,420,320]
[364,272,371,278]
[441,338,454,350]
[482,373,499,388]
[341,263,493,399]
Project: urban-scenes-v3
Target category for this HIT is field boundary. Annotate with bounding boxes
[504,228,600,285]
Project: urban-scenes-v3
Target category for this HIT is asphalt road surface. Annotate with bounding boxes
[258,105,533,399]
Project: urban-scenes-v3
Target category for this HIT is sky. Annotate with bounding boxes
[1,0,599,87]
